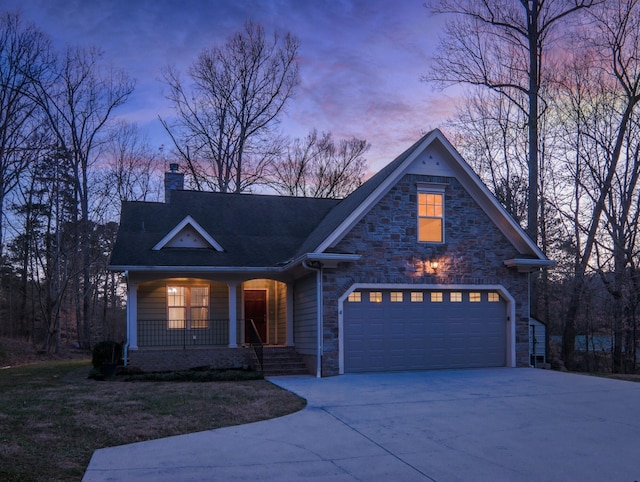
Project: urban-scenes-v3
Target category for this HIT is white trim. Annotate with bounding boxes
[314,130,549,261]
[416,181,448,192]
[434,133,546,258]
[126,280,138,350]
[337,283,517,375]
[416,188,446,245]
[316,132,439,253]
[504,258,556,272]
[109,265,285,273]
[152,215,224,252]
[228,282,237,348]
[109,253,362,274]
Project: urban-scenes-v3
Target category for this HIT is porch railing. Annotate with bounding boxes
[245,318,264,372]
[137,319,229,348]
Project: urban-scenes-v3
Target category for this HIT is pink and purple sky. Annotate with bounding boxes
[4,0,459,172]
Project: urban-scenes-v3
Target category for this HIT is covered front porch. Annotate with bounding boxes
[124,273,296,372]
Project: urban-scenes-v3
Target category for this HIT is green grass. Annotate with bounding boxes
[0,360,306,482]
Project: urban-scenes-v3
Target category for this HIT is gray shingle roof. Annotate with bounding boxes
[110,190,339,268]
[110,132,437,270]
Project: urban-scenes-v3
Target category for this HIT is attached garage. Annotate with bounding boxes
[341,287,509,373]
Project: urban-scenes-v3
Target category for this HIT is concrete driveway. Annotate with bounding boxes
[83,368,640,481]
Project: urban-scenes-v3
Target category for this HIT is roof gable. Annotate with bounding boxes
[110,191,339,270]
[302,129,548,260]
[152,215,224,251]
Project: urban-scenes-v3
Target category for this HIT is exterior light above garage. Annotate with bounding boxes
[430,260,439,273]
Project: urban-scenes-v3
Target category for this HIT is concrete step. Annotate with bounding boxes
[252,347,309,376]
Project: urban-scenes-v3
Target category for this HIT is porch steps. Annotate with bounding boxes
[257,347,309,376]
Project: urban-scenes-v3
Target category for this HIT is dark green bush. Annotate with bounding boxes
[91,341,123,369]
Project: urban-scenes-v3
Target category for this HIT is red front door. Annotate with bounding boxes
[244,290,267,343]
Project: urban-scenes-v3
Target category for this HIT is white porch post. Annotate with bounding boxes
[286,283,294,346]
[127,281,138,350]
[228,282,238,347]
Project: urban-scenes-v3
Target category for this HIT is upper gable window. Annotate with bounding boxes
[418,191,444,243]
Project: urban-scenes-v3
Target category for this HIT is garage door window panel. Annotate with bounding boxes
[348,291,361,302]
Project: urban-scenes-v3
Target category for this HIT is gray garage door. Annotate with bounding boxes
[343,289,507,373]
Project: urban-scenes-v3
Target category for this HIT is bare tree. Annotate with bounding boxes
[94,121,162,219]
[0,12,52,257]
[425,0,596,244]
[268,130,369,198]
[549,0,640,369]
[160,21,300,193]
[32,46,134,349]
[447,89,529,224]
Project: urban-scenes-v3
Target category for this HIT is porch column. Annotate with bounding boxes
[127,281,138,350]
[228,282,237,347]
[286,283,294,346]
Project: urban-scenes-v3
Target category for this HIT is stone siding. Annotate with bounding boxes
[321,174,531,376]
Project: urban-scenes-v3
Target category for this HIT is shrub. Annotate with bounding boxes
[91,341,123,369]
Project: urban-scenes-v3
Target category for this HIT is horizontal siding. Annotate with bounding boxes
[294,274,317,356]
[137,279,230,346]
[138,280,166,320]
[211,282,228,319]
[138,279,229,321]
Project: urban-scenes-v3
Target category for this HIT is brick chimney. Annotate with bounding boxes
[164,163,184,203]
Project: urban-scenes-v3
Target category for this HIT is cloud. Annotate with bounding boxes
[5,0,456,173]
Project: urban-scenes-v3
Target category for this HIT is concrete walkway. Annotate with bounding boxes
[83,368,640,481]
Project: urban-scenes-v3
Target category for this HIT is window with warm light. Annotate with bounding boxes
[370,291,383,303]
[167,285,209,329]
[488,292,500,302]
[431,292,443,302]
[450,292,462,302]
[348,291,362,302]
[469,292,481,302]
[411,292,423,302]
[390,292,403,302]
[418,192,444,243]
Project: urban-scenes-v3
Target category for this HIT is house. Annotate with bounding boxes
[109,129,553,376]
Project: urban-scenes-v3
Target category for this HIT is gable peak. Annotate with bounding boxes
[152,215,223,252]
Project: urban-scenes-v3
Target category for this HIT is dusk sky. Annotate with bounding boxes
[3,0,457,172]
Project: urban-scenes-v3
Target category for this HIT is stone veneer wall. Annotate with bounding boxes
[127,347,254,372]
[320,174,531,376]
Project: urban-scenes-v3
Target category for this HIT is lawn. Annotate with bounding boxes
[0,360,306,482]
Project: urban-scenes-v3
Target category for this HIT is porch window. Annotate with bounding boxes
[418,192,444,243]
[167,285,209,329]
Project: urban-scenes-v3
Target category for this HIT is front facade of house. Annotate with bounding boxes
[109,130,552,376]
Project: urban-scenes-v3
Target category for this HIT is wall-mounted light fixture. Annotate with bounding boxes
[430,260,439,273]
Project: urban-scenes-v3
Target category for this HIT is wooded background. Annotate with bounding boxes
[1,1,638,374]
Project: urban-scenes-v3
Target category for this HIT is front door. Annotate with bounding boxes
[244,289,267,343]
